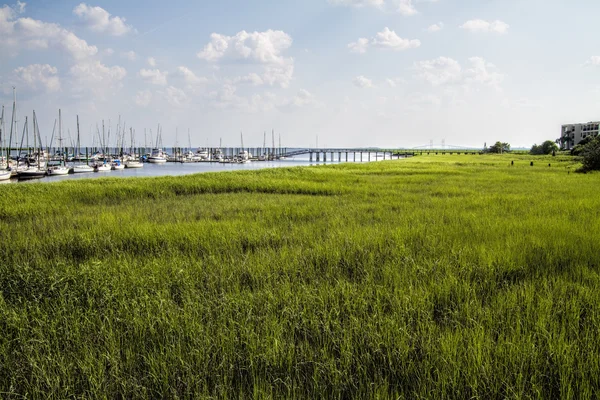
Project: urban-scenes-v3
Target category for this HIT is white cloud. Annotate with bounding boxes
[135,90,152,107]
[16,1,25,12]
[349,27,420,54]
[414,56,504,91]
[139,69,168,86]
[414,57,462,86]
[463,57,503,91]
[70,60,126,84]
[0,9,98,59]
[233,73,264,86]
[427,22,444,32]
[198,29,295,88]
[73,3,133,36]
[121,50,136,61]
[348,38,369,54]
[69,60,127,99]
[372,27,421,50]
[328,0,420,14]
[160,86,189,107]
[102,47,114,56]
[14,64,61,92]
[460,19,509,34]
[198,30,292,65]
[261,63,294,88]
[147,57,156,67]
[327,0,384,8]
[395,0,417,16]
[386,77,405,87]
[353,75,373,88]
[585,56,600,66]
[178,66,208,85]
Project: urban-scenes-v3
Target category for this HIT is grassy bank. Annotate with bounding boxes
[0,154,598,398]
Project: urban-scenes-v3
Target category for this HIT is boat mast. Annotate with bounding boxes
[32,110,40,169]
[0,106,4,166]
[58,109,62,153]
[76,115,80,161]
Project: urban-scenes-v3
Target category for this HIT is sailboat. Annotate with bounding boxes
[72,115,94,173]
[94,122,112,172]
[147,124,168,163]
[258,131,267,161]
[125,127,143,168]
[47,109,70,176]
[237,131,250,163]
[0,105,11,180]
[18,111,46,180]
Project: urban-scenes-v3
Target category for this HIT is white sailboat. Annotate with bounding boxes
[72,115,94,173]
[47,109,70,176]
[237,131,251,163]
[124,127,143,168]
[18,111,46,180]
[147,124,167,163]
[0,105,11,180]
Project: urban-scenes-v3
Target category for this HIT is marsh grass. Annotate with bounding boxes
[0,154,599,398]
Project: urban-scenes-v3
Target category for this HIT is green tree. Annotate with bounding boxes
[530,140,558,155]
[571,136,594,156]
[579,136,600,172]
[487,142,510,154]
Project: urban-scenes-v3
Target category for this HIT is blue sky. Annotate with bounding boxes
[1,0,600,148]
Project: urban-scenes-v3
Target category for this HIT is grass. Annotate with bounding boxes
[0,154,599,398]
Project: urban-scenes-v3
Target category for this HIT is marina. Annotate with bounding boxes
[0,150,399,183]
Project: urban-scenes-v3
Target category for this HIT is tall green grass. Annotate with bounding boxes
[0,154,598,398]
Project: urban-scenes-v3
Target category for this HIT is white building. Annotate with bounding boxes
[559,122,600,150]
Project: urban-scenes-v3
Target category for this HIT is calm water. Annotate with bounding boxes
[3,153,389,184]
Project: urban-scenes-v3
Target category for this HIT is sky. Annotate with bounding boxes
[1,0,600,149]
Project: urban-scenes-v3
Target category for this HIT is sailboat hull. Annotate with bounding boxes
[72,165,94,173]
[47,167,70,176]
[0,171,11,181]
[18,169,46,180]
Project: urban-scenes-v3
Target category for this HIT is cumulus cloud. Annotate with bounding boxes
[135,90,152,107]
[328,0,419,15]
[460,19,509,34]
[139,69,168,86]
[327,0,384,8]
[160,86,188,107]
[414,57,462,86]
[463,57,504,90]
[69,60,127,99]
[349,27,420,54]
[396,0,417,16]
[198,30,292,65]
[73,3,133,36]
[414,56,504,90]
[147,57,156,67]
[0,5,98,59]
[198,29,295,88]
[348,38,369,54]
[178,66,208,85]
[70,60,127,85]
[427,22,443,32]
[353,75,373,88]
[385,77,405,87]
[14,64,61,92]
[121,50,136,61]
[584,56,600,67]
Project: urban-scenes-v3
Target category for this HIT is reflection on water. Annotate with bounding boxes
[7,154,388,184]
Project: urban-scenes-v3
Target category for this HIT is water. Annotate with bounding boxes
[3,153,390,184]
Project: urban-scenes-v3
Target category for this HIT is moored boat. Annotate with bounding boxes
[72,164,94,173]
[47,165,70,176]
